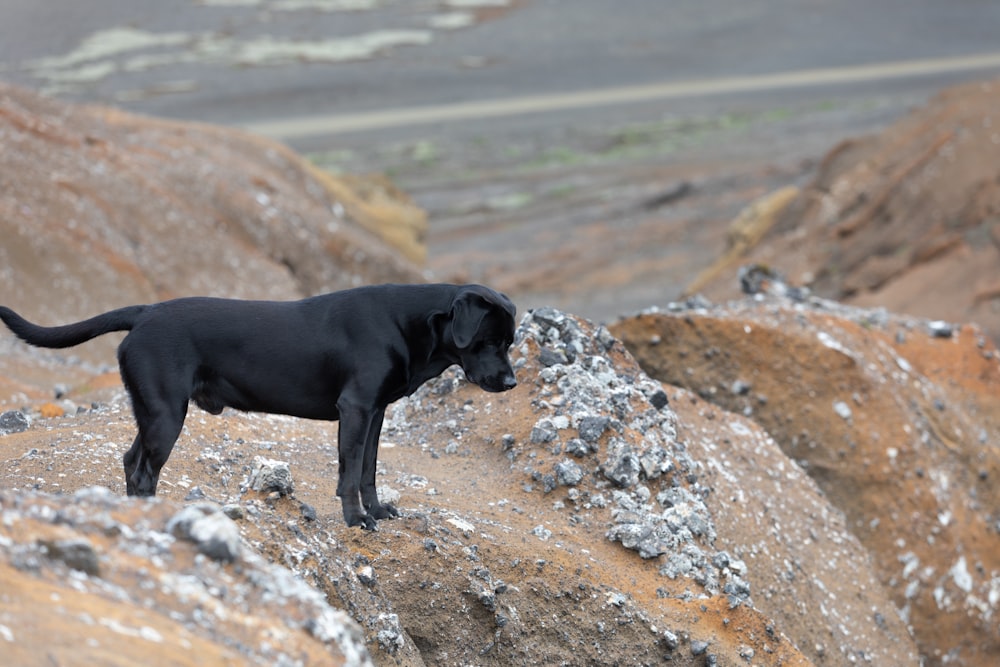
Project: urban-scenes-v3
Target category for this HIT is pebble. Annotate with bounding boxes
[554,459,584,486]
[40,537,100,576]
[0,410,29,435]
[691,640,710,656]
[928,320,954,338]
[167,504,242,563]
[246,456,294,496]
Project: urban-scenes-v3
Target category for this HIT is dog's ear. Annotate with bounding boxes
[450,291,490,349]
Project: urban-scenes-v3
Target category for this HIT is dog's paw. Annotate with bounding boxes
[347,514,378,531]
[369,503,400,520]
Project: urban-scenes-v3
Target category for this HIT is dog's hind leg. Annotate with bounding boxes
[124,400,188,496]
[123,434,142,496]
[359,407,399,520]
[119,350,190,497]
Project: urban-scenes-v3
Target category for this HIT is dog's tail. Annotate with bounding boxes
[0,305,148,349]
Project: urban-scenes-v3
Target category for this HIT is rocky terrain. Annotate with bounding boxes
[1,78,999,666]
[689,78,1000,346]
[4,306,929,666]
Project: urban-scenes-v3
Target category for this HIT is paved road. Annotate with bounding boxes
[3,0,1000,151]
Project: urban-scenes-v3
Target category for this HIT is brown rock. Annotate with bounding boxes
[612,295,1000,666]
[38,402,64,419]
[689,78,1000,345]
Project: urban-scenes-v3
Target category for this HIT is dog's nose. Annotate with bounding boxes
[502,374,517,390]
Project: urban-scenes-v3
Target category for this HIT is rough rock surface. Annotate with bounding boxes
[612,294,1000,666]
[1,308,925,666]
[0,82,426,367]
[689,78,1000,345]
[0,487,371,666]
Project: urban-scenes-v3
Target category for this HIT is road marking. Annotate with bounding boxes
[242,52,1000,139]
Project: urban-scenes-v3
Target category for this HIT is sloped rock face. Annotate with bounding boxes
[690,78,1000,344]
[0,309,924,665]
[612,296,1000,666]
[0,83,425,364]
[0,487,371,667]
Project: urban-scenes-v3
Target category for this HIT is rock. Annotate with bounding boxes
[529,419,559,445]
[376,485,400,508]
[38,538,100,576]
[300,502,318,522]
[601,439,641,488]
[167,505,242,563]
[0,411,29,435]
[689,77,1000,347]
[832,400,852,421]
[553,459,584,486]
[246,456,294,496]
[613,294,1000,665]
[576,415,610,443]
[0,490,372,666]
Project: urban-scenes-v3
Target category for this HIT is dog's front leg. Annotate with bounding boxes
[359,407,399,520]
[336,403,379,530]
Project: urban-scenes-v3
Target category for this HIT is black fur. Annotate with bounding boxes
[0,284,517,529]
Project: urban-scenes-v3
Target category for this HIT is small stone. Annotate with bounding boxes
[184,486,207,501]
[538,347,567,367]
[530,419,558,444]
[929,320,953,338]
[541,474,557,493]
[603,442,640,488]
[596,325,617,351]
[565,438,589,458]
[577,415,610,443]
[833,401,852,421]
[40,538,100,576]
[554,459,584,486]
[356,565,375,586]
[38,402,64,419]
[0,410,29,435]
[167,505,241,563]
[300,502,317,522]
[222,504,245,520]
[648,389,669,409]
[530,525,552,541]
[731,380,752,395]
[691,640,710,656]
[247,456,294,496]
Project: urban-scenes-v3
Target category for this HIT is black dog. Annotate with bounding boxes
[0,284,517,529]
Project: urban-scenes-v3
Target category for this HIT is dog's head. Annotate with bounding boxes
[448,285,517,393]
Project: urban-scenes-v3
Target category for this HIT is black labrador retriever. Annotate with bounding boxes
[0,283,517,529]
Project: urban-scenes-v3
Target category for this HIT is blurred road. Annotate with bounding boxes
[4,0,1000,319]
[3,0,1000,151]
